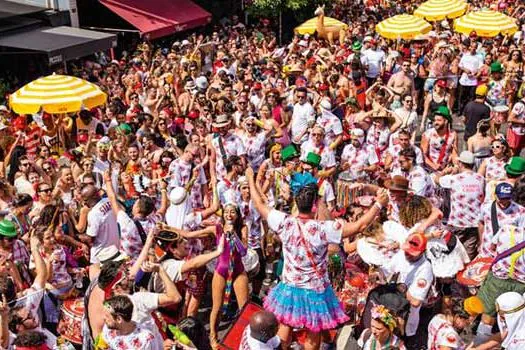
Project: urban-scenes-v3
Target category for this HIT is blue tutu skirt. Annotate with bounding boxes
[263,282,349,332]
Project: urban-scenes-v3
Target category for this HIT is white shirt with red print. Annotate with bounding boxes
[116,211,144,259]
[366,124,390,160]
[316,111,343,146]
[479,201,525,257]
[168,158,207,209]
[240,132,268,172]
[267,210,342,292]
[240,199,263,249]
[211,132,246,180]
[427,314,464,350]
[484,156,507,182]
[300,139,337,169]
[341,144,379,179]
[439,171,485,228]
[491,225,525,283]
[102,324,156,350]
[423,128,457,167]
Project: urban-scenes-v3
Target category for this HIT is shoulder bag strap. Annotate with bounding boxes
[296,220,325,281]
[436,130,450,165]
[214,133,228,161]
[133,219,147,245]
[490,201,500,237]
[491,226,525,268]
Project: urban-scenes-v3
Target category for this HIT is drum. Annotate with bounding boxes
[58,298,84,344]
[457,257,493,287]
[336,172,362,209]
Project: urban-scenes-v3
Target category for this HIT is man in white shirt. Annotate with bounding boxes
[291,87,315,145]
[458,40,483,114]
[382,233,434,346]
[437,151,485,259]
[362,39,385,86]
[78,185,120,263]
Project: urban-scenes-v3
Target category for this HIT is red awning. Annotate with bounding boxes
[99,0,211,39]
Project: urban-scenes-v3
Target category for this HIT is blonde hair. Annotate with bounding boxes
[399,195,432,229]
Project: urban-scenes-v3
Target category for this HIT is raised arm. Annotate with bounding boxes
[342,188,388,238]
[103,170,123,217]
[30,233,48,287]
[246,167,271,220]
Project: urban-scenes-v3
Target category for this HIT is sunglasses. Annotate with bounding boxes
[297,95,306,99]
[43,167,52,172]
[492,144,502,149]
[39,188,52,194]
[404,99,413,103]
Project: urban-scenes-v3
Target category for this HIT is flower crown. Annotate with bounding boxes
[371,304,397,332]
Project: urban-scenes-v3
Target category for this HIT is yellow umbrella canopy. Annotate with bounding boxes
[414,0,468,21]
[454,10,518,37]
[295,17,348,35]
[376,14,432,40]
[9,74,107,114]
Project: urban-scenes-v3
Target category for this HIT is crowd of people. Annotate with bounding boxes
[1,0,525,349]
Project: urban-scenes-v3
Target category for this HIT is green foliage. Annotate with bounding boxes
[248,0,326,18]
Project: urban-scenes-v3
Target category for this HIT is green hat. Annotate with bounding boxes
[281,145,300,162]
[433,106,452,124]
[117,123,132,135]
[0,219,16,238]
[303,152,321,169]
[505,156,525,176]
[490,61,503,73]
[352,41,362,51]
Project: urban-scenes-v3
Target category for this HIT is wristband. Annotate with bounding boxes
[374,202,383,210]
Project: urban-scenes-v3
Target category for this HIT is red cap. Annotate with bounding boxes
[402,233,427,256]
[436,79,447,88]
[318,83,329,91]
[253,82,262,90]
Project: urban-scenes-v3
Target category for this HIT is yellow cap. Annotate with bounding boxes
[464,296,484,316]
[475,84,488,97]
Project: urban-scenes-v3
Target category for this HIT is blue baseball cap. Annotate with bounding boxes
[495,182,513,199]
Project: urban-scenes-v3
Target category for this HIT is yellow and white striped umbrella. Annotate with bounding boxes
[414,0,468,21]
[376,14,432,40]
[9,74,107,114]
[454,10,518,37]
[294,17,348,35]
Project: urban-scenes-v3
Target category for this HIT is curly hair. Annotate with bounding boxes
[399,195,432,229]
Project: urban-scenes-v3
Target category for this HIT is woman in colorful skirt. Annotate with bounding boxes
[246,167,389,349]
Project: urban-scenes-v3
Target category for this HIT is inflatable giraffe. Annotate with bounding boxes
[314,5,346,45]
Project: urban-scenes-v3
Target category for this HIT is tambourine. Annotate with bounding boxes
[457,257,493,287]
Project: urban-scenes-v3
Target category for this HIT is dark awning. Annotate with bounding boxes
[99,0,211,39]
[0,26,117,64]
[0,0,47,19]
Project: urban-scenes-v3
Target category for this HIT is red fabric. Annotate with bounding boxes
[99,0,211,39]
[220,303,263,350]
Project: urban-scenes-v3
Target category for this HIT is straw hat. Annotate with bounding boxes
[212,114,231,128]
